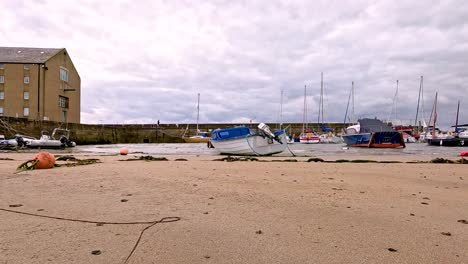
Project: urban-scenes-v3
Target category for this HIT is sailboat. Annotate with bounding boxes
[389,80,416,143]
[299,85,320,144]
[182,93,210,143]
[317,72,341,143]
[426,94,466,147]
[414,76,427,142]
[342,82,405,148]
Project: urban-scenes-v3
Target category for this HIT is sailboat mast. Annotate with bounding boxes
[415,76,423,127]
[455,100,460,132]
[352,81,355,122]
[395,80,399,122]
[280,89,284,130]
[343,82,353,125]
[196,93,200,132]
[303,85,307,131]
[319,72,324,125]
[432,92,438,138]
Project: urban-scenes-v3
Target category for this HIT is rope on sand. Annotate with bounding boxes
[0,208,180,264]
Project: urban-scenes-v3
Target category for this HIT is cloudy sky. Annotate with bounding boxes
[2,0,467,128]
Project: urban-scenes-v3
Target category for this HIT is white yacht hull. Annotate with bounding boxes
[210,133,287,156]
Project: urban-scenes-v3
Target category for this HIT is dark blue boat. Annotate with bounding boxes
[342,118,405,148]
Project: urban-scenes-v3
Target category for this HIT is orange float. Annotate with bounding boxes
[120,147,129,155]
[33,152,56,169]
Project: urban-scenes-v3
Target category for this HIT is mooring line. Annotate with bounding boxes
[0,208,181,264]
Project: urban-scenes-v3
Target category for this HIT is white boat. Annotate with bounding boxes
[182,93,210,143]
[0,135,18,150]
[458,127,468,139]
[209,123,287,156]
[26,128,76,149]
[319,133,343,144]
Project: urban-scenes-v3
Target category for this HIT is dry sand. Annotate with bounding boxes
[0,152,467,264]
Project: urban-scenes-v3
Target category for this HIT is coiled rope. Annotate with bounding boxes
[0,208,180,264]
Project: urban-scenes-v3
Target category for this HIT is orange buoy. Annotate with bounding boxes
[461,151,468,157]
[120,147,129,155]
[33,152,56,169]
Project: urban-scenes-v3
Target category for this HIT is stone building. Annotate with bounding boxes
[0,47,80,123]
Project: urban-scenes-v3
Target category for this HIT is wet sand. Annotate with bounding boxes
[0,153,467,264]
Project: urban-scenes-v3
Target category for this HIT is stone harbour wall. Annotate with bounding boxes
[0,117,350,145]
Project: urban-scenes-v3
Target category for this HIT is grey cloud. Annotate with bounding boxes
[3,0,468,128]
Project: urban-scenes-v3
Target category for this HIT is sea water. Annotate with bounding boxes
[73,143,466,158]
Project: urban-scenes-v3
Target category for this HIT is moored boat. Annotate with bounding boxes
[26,128,76,149]
[182,93,210,143]
[342,118,405,148]
[209,123,287,156]
[0,135,18,150]
[299,129,321,144]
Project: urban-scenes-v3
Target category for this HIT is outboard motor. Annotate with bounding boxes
[258,123,283,144]
[59,135,76,147]
[15,135,26,148]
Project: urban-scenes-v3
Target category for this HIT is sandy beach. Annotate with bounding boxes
[0,152,467,264]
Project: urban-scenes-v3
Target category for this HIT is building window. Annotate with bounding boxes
[59,96,69,108]
[0,107,3,116]
[24,64,30,70]
[24,76,30,84]
[0,91,4,100]
[61,110,67,123]
[0,64,4,69]
[23,107,29,117]
[60,67,69,82]
[0,76,4,83]
[24,91,29,100]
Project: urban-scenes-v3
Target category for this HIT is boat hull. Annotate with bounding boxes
[0,139,18,150]
[427,138,468,147]
[210,133,288,156]
[182,136,210,143]
[26,140,65,149]
[342,132,405,148]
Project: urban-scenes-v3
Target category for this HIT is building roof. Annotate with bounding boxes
[0,47,63,63]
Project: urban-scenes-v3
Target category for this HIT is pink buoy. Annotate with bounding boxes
[461,151,468,157]
[120,147,129,155]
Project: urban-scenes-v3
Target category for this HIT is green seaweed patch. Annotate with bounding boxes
[430,158,467,164]
[349,159,378,163]
[377,160,403,163]
[335,159,350,163]
[307,158,325,162]
[121,156,169,161]
[59,158,101,167]
[213,156,259,162]
[44,155,102,168]
[271,159,298,162]
[55,155,78,161]
[0,157,14,160]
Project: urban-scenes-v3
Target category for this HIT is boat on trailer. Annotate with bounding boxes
[342,118,405,148]
[209,123,287,156]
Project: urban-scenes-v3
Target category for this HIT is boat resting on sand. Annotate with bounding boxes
[342,118,405,148]
[209,123,287,156]
[26,128,76,149]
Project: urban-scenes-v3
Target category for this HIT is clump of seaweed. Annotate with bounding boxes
[55,155,101,167]
[307,158,325,162]
[213,156,258,162]
[270,159,298,162]
[121,156,169,161]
